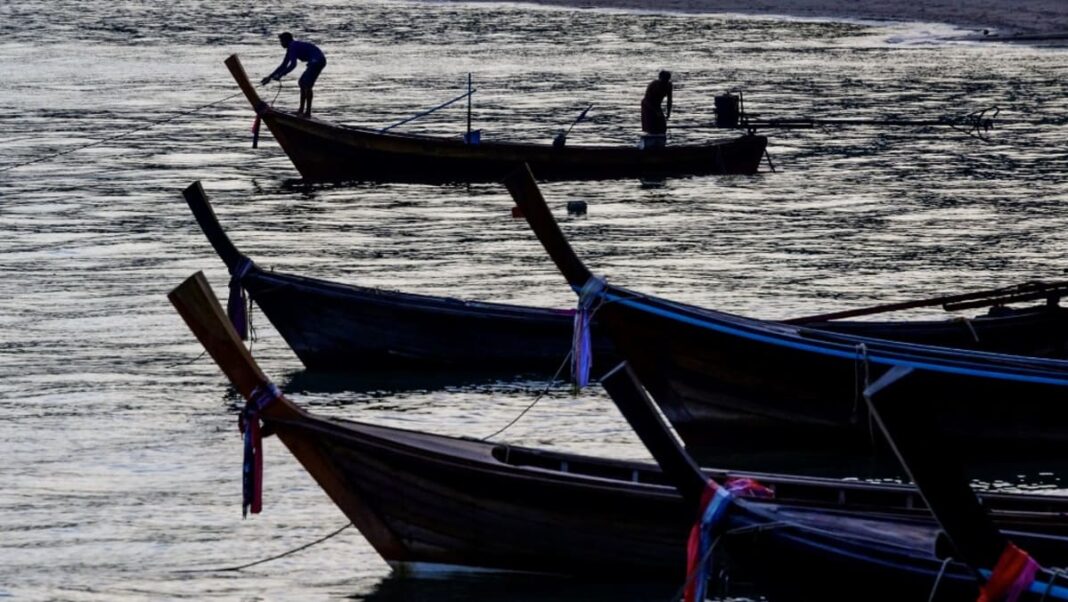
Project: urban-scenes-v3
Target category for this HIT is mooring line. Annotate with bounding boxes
[0,91,244,173]
[481,349,573,441]
[174,522,354,573]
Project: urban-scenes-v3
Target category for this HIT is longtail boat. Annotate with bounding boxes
[506,164,1068,458]
[225,55,768,183]
[170,272,1068,598]
[185,181,1068,376]
[862,367,1068,601]
[600,361,1068,601]
[183,181,614,373]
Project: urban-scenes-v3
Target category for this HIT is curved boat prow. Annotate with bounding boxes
[169,271,412,555]
[225,54,267,113]
[503,164,593,289]
[168,271,298,420]
[182,181,247,273]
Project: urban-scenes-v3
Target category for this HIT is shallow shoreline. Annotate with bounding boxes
[469,0,1068,43]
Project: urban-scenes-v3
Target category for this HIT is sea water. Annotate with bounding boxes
[1,1,1067,599]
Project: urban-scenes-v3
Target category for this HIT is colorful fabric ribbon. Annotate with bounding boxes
[228,258,254,341]
[571,275,606,390]
[239,383,281,517]
[252,115,261,148]
[978,543,1040,602]
[685,482,734,602]
[725,476,775,498]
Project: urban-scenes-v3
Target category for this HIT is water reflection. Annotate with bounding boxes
[2,0,1068,599]
[356,572,678,602]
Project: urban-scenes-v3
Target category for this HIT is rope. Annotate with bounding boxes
[481,349,573,441]
[956,316,980,343]
[174,522,353,573]
[668,521,797,601]
[1041,567,1068,601]
[247,294,259,356]
[480,284,642,440]
[928,556,955,602]
[670,535,723,602]
[170,349,208,368]
[481,281,625,440]
[852,342,870,424]
[270,80,283,107]
[0,91,244,173]
[853,342,883,448]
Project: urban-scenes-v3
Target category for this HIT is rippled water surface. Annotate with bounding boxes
[2,1,1068,599]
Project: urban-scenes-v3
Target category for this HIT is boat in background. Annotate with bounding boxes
[185,181,1068,376]
[225,55,768,183]
[170,272,1068,599]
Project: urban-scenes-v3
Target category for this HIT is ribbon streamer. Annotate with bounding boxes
[228,258,254,341]
[239,383,281,517]
[979,543,1040,602]
[685,483,734,602]
[571,275,606,390]
[252,115,261,148]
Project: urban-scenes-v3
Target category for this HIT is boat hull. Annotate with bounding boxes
[270,416,1068,596]
[241,263,1068,377]
[242,268,616,373]
[598,293,1068,457]
[261,110,769,183]
[502,166,1068,460]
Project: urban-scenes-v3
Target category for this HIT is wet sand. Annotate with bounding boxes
[480,0,1068,42]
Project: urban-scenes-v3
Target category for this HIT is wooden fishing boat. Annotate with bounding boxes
[600,361,1068,601]
[182,181,615,373]
[225,55,768,183]
[170,273,1068,598]
[862,368,1068,601]
[184,181,1068,375]
[506,164,1068,458]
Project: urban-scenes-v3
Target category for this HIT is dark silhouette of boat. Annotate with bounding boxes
[225,55,767,183]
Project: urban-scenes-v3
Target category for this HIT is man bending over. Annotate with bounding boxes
[261,32,326,117]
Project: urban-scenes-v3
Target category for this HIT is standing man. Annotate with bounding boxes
[261,32,326,117]
[641,70,673,135]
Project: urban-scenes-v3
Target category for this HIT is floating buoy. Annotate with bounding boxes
[567,200,587,216]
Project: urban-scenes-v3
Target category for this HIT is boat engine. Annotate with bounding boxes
[714,93,741,128]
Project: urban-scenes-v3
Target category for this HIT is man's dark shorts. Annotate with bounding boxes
[299,58,326,90]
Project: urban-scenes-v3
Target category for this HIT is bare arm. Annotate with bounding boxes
[665,85,673,121]
[267,49,298,81]
[273,57,297,79]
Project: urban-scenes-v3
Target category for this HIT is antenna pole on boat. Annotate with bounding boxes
[467,73,472,140]
[379,88,478,134]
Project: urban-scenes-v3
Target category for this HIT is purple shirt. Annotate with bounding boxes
[270,40,325,79]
